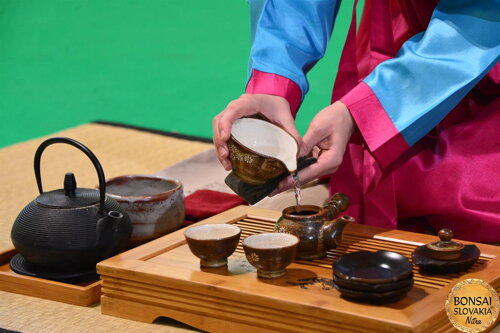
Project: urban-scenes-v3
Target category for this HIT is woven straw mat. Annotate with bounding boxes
[0,123,210,333]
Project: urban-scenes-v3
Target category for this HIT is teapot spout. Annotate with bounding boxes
[96,210,124,248]
[107,210,124,224]
[323,215,355,250]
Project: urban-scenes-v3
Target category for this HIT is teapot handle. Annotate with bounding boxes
[324,192,349,220]
[34,137,106,214]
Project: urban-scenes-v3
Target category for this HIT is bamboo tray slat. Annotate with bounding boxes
[0,249,101,306]
[97,206,500,332]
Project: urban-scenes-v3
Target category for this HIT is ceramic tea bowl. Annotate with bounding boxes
[333,274,414,292]
[228,118,298,185]
[243,232,299,279]
[333,282,413,304]
[333,250,413,284]
[332,250,414,304]
[106,175,184,247]
[184,224,241,268]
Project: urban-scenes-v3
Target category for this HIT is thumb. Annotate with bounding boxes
[301,124,324,157]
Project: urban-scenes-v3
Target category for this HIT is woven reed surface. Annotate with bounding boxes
[0,123,210,333]
[0,123,211,252]
[0,291,199,333]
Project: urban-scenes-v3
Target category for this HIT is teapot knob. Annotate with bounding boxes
[438,228,453,242]
[426,228,464,260]
[64,173,77,197]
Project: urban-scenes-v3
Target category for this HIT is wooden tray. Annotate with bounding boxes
[0,249,101,306]
[97,206,500,332]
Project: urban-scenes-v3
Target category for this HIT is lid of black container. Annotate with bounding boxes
[35,173,100,208]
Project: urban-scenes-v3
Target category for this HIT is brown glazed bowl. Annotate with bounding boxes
[228,118,299,185]
[243,233,299,279]
[106,175,185,247]
[184,224,241,268]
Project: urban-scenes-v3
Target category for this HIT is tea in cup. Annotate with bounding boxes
[184,224,241,268]
[243,233,299,278]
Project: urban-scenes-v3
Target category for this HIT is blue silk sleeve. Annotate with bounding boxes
[363,0,500,147]
[247,0,341,98]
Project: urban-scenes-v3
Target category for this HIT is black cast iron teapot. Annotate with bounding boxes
[11,137,132,271]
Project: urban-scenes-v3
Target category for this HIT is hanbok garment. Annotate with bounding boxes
[245,0,500,242]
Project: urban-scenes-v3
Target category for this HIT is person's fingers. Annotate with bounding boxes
[296,155,339,184]
[269,102,355,197]
[217,98,255,143]
[212,114,221,143]
[301,122,327,156]
[311,146,321,159]
[214,97,254,168]
[212,114,231,169]
[270,175,295,196]
[215,94,314,174]
[275,165,327,194]
[272,160,333,195]
[220,157,232,171]
[247,95,303,153]
[212,114,223,152]
[272,148,342,195]
[216,146,231,170]
[214,150,231,170]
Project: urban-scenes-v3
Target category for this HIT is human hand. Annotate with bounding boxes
[213,94,302,170]
[272,101,355,194]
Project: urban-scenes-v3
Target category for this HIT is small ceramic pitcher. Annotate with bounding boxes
[274,193,354,260]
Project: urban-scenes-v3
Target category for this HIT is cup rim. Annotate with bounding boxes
[184,223,241,241]
[230,118,299,162]
[242,232,299,250]
[105,174,182,202]
[282,205,325,220]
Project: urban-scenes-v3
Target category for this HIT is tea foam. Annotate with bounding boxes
[185,224,240,240]
[244,233,298,249]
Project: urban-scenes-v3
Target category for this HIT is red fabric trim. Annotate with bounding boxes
[331,0,359,102]
[246,69,302,117]
[369,0,395,71]
[340,82,409,168]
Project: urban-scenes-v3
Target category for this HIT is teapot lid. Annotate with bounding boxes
[35,173,100,208]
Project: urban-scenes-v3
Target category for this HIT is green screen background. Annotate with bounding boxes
[0,0,362,148]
